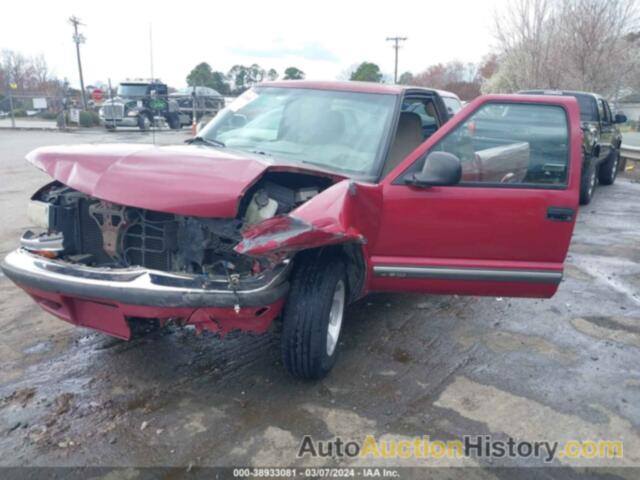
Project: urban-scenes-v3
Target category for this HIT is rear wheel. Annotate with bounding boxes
[168,113,181,130]
[598,149,619,186]
[281,254,346,380]
[580,158,597,205]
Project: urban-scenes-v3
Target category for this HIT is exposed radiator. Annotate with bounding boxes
[122,210,177,270]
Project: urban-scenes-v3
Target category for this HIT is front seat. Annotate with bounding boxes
[381,111,423,178]
[314,110,346,144]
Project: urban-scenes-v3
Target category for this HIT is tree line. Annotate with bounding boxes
[0,50,65,96]
[485,0,640,100]
[186,63,305,95]
[347,0,639,102]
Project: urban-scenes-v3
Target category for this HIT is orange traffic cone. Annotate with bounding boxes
[191,118,197,137]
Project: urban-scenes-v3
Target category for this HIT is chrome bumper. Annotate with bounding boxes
[1,249,289,308]
[20,230,64,253]
[101,117,138,127]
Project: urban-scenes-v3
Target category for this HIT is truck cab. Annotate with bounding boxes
[100,79,181,131]
[520,90,626,204]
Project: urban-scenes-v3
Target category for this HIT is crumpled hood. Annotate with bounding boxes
[26,143,326,218]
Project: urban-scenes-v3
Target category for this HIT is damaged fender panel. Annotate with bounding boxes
[235,180,382,257]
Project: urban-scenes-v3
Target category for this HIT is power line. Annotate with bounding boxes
[386,36,407,84]
[69,15,87,110]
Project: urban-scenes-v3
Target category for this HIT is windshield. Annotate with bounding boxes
[199,87,397,177]
[117,84,148,97]
[522,91,598,123]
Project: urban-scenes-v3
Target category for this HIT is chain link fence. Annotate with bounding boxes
[0,93,75,129]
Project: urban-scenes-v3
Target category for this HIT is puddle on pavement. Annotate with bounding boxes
[571,316,640,348]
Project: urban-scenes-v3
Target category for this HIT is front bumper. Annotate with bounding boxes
[2,249,289,308]
[101,117,139,127]
[1,249,289,338]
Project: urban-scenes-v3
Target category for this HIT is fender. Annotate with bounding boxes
[235,179,383,258]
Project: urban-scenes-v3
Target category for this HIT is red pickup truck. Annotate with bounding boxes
[2,81,581,379]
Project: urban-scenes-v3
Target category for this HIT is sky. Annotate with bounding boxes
[1,0,509,89]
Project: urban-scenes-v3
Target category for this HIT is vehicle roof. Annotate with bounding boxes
[520,89,603,100]
[258,80,459,98]
[120,80,165,86]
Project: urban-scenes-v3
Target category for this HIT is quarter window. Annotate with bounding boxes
[597,100,606,123]
[426,103,569,186]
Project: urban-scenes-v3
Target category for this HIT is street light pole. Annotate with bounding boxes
[69,15,87,110]
[386,36,408,84]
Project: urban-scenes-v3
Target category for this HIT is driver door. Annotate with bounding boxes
[370,95,582,298]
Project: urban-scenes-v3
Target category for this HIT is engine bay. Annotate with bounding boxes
[26,172,332,279]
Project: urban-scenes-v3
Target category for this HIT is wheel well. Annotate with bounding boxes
[291,243,366,304]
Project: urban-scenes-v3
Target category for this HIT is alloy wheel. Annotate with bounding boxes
[326,280,345,356]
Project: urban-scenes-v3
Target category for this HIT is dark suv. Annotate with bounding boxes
[520,90,626,204]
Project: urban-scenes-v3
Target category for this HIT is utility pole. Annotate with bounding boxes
[386,36,407,84]
[8,82,16,129]
[69,15,87,110]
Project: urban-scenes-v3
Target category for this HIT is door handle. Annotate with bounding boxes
[547,207,574,222]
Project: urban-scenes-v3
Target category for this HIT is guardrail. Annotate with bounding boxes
[621,144,640,162]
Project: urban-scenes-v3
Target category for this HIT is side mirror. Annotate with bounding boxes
[614,113,627,124]
[406,151,462,187]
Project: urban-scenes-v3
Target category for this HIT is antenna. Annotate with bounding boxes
[149,23,156,144]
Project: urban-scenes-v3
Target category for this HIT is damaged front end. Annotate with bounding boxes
[3,170,375,339]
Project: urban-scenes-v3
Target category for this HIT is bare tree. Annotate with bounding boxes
[0,50,66,97]
[1,50,33,90]
[556,0,640,98]
[491,0,559,91]
[32,54,49,86]
[411,61,483,100]
[486,0,640,97]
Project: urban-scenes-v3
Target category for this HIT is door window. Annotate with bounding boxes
[442,96,463,117]
[401,97,441,139]
[412,102,570,186]
[600,100,612,124]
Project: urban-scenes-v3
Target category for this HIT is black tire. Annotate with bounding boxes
[138,114,151,131]
[168,113,181,130]
[598,149,620,186]
[281,254,347,380]
[580,158,597,205]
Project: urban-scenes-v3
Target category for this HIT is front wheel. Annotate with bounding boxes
[281,254,346,379]
[138,114,151,131]
[598,149,620,186]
